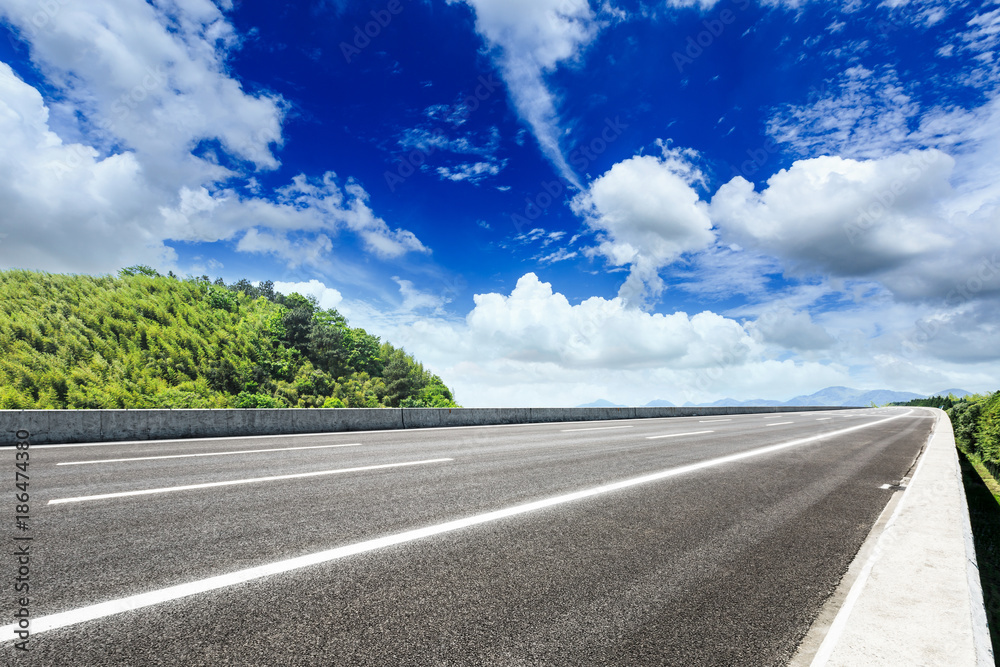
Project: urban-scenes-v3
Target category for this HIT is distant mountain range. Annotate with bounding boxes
[576,387,972,409]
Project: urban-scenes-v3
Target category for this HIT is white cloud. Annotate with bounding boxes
[767,66,921,160]
[436,161,505,184]
[673,244,783,299]
[571,145,715,305]
[1,0,283,173]
[747,307,836,351]
[0,0,428,275]
[373,272,863,406]
[0,61,176,272]
[452,0,599,187]
[393,277,451,313]
[273,279,344,311]
[710,150,955,279]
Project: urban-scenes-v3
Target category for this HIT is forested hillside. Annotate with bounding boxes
[0,267,457,409]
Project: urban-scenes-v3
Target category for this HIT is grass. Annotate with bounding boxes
[957,446,1000,659]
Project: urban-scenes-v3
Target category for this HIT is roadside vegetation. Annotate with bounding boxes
[903,391,1000,655]
[0,267,458,409]
[893,390,1000,652]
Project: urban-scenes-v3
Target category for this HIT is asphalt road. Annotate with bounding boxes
[2,408,934,665]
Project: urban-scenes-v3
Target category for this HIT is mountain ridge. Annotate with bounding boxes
[577,386,973,409]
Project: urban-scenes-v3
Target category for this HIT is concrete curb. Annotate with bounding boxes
[1,405,853,446]
[802,408,994,666]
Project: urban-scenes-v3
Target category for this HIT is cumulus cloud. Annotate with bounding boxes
[0,0,427,275]
[0,62,176,272]
[370,272,862,406]
[273,280,344,310]
[571,145,715,305]
[747,307,836,351]
[710,150,955,279]
[452,0,598,187]
[1,0,283,174]
[429,272,755,370]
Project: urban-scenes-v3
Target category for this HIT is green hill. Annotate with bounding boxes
[0,267,457,410]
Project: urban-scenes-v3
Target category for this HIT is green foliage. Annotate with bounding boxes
[947,392,1000,468]
[119,265,160,278]
[890,394,961,409]
[977,393,1000,467]
[0,269,458,410]
[234,391,283,409]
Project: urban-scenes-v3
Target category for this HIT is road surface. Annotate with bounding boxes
[2,408,933,665]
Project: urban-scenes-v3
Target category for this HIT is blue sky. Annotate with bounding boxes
[1,0,998,406]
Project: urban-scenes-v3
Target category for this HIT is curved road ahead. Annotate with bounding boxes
[3,408,934,665]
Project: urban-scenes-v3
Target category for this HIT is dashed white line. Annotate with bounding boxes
[816,418,833,421]
[560,425,634,433]
[57,443,363,466]
[646,430,714,440]
[765,422,795,426]
[762,415,786,419]
[699,419,731,423]
[1,410,911,643]
[48,458,452,505]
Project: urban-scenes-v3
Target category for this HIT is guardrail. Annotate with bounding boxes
[1,405,856,445]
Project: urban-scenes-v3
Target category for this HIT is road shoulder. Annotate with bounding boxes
[791,408,993,666]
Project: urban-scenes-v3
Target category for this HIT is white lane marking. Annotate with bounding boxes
[57,443,363,466]
[762,415,786,419]
[48,459,452,505]
[1,410,911,643]
[765,422,795,426]
[816,418,833,421]
[699,419,731,423]
[35,431,361,450]
[560,425,634,432]
[645,430,714,440]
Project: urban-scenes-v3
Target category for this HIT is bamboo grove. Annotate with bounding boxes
[0,267,458,410]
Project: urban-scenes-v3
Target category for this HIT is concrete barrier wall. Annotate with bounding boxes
[0,405,856,446]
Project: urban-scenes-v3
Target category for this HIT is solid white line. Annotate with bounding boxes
[33,431,363,449]
[560,425,634,432]
[56,443,363,466]
[699,419,731,423]
[47,459,452,505]
[765,422,795,426]
[0,410,911,643]
[645,430,714,440]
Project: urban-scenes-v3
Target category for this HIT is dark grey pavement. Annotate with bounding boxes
[3,408,934,665]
